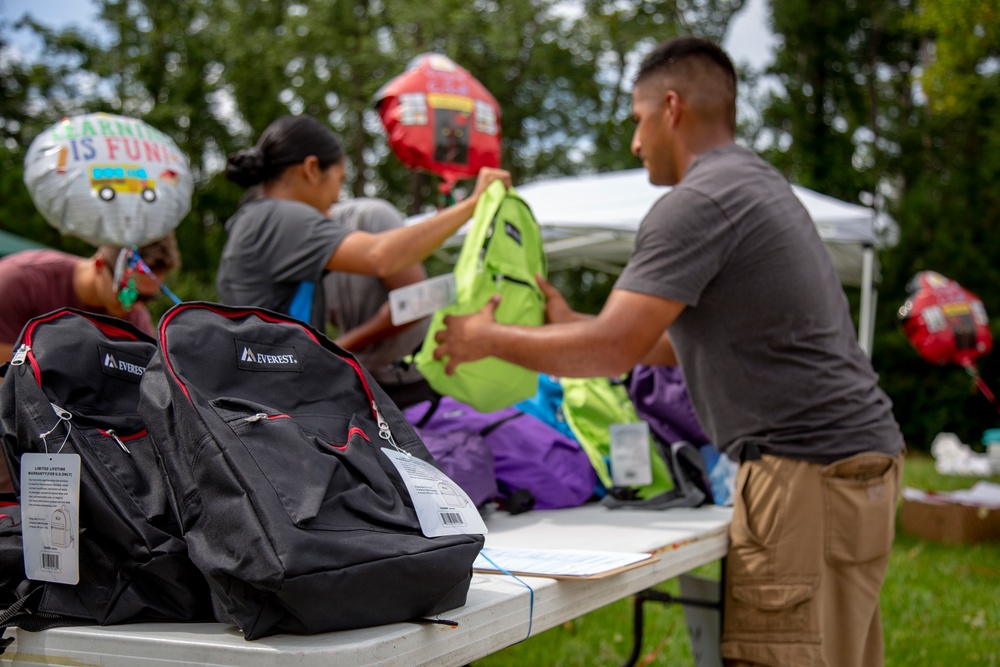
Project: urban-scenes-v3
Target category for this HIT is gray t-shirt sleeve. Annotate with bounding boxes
[265,201,348,284]
[614,188,738,307]
[217,199,352,314]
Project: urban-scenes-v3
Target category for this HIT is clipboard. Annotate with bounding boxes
[473,546,659,580]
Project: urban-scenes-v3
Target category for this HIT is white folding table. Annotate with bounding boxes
[1,504,731,667]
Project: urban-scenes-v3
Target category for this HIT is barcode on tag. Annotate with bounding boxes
[41,552,61,571]
[439,512,466,527]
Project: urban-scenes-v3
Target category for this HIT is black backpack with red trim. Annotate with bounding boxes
[0,309,212,640]
[0,503,20,610]
[139,302,484,639]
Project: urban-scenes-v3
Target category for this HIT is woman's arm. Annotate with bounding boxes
[325,167,511,277]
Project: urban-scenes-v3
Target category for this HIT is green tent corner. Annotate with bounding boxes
[0,229,50,257]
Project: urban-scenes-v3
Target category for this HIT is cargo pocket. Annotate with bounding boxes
[822,453,897,565]
[725,576,819,643]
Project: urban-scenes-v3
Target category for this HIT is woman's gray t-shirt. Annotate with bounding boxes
[615,145,903,464]
[217,198,350,329]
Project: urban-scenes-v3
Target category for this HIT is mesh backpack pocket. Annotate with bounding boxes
[141,302,484,639]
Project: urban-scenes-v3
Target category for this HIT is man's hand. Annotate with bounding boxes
[434,295,502,375]
[537,274,580,324]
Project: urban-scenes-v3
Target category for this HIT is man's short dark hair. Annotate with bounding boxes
[634,36,737,132]
[635,36,736,88]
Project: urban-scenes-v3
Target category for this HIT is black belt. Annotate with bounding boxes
[740,441,762,463]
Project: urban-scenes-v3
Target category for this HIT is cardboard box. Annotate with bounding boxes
[899,495,1000,545]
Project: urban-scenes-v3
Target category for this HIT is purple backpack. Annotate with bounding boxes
[628,365,709,446]
[406,397,596,511]
[405,402,498,508]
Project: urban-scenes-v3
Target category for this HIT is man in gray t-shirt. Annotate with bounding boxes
[617,144,901,465]
[324,198,430,391]
[435,37,903,666]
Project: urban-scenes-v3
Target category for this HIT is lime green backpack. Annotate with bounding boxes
[415,181,547,412]
[559,377,676,500]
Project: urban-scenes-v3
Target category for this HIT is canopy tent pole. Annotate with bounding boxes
[858,244,876,357]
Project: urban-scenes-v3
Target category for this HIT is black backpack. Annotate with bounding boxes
[601,438,713,510]
[0,309,213,638]
[140,302,485,639]
[0,503,20,609]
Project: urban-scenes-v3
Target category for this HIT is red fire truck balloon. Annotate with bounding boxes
[375,54,501,193]
[898,271,992,367]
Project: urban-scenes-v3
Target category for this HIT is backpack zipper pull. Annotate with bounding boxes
[10,344,29,366]
[373,400,408,455]
[106,429,131,455]
[244,413,269,423]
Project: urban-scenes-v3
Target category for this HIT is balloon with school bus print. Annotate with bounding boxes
[23,112,193,246]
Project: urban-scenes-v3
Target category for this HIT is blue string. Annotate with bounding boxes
[479,550,534,642]
[131,248,183,305]
[155,280,182,305]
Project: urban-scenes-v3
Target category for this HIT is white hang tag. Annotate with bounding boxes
[21,453,81,585]
[389,273,457,325]
[381,448,488,537]
[609,422,653,487]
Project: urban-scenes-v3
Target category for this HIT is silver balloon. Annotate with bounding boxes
[23,112,194,246]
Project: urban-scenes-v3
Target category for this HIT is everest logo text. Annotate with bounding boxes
[98,345,149,382]
[236,340,303,372]
[239,347,298,365]
[103,352,145,377]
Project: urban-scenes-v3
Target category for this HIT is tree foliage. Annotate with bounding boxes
[760,0,1000,449]
[5,1,999,449]
[1,0,744,303]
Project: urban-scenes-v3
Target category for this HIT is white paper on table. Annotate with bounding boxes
[473,546,656,579]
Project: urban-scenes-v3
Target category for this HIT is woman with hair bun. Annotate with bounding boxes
[217,114,510,328]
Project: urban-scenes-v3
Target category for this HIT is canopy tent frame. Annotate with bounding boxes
[413,168,896,356]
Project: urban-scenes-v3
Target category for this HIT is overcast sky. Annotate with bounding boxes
[3,0,776,68]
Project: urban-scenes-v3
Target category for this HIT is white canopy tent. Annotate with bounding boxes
[414,168,897,355]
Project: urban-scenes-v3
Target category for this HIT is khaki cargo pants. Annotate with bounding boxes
[721,451,903,667]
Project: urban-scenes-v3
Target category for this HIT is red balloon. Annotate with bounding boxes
[898,271,992,367]
[375,54,501,191]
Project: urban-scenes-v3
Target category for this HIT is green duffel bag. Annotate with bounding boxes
[416,180,546,413]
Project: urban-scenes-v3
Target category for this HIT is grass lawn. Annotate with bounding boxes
[474,452,1000,666]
